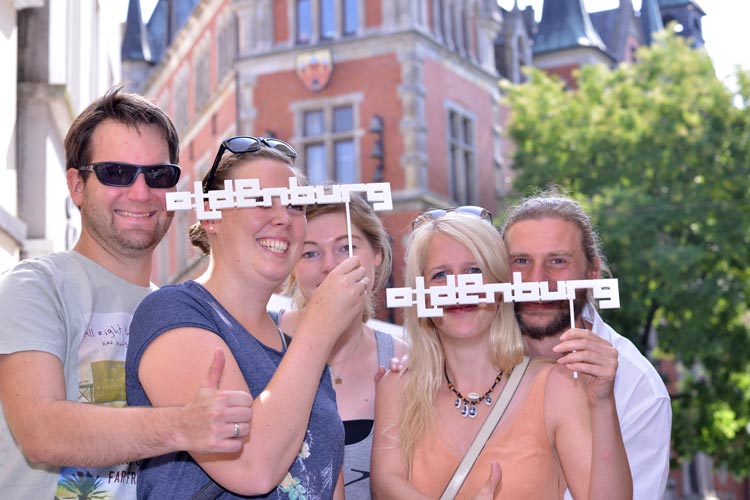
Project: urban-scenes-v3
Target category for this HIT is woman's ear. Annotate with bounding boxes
[201,220,216,234]
[374,248,384,268]
[66,168,85,207]
[201,202,218,234]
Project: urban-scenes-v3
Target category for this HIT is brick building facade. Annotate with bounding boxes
[122,1,748,497]
[123,0,504,304]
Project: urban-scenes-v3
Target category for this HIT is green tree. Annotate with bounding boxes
[501,30,750,476]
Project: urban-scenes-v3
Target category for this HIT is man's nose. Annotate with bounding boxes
[526,264,551,287]
[322,251,340,273]
[126,173,151,201]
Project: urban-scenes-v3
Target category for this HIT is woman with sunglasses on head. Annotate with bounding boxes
[278,194,407,498]
[371,210,632,499]
[125,137,368,499]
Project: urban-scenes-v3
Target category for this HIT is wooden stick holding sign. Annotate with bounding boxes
[345,201,353,258]
[569,298,578,379]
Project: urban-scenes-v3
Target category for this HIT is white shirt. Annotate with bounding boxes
[564,303,672,500]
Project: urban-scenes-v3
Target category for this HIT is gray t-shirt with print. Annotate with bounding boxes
[0,251,151,499]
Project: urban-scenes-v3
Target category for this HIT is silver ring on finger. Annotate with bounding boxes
[233,423,241,438]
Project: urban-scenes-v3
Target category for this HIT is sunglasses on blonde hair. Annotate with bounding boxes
[411,206,493,230]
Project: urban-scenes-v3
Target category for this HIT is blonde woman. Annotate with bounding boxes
[371,209,632,499]
[280,195,407,498]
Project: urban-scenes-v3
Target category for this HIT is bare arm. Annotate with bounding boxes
[370,371,433,500]
[333,469,345,500]
[139,257,367,496]
[549,329,633,500]
[375,336,409,384]
[0,349,252,467]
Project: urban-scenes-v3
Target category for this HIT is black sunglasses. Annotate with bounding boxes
[76,162,181,189]
[203,136,298,193]
[411,206,493,230]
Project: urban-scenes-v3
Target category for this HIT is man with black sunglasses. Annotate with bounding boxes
[0,87,253,498]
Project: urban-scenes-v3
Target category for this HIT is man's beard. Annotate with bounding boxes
[515,291,588,340]
[80,200,173,258]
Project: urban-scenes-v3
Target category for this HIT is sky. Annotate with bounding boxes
[497,0,750,87]
[118,0,749,87]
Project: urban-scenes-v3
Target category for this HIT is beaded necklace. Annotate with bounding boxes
[444,364,503,419]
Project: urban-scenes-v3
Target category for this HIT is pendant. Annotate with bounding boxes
[334,377,342,385]
[461,404,469,417]
[455,397,462,408]
[467,392,481,402]
[468,405,477,418]
[486,396,492,406]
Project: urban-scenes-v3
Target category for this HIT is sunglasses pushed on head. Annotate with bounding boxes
[411,205,493,230]
[203,136,298,193]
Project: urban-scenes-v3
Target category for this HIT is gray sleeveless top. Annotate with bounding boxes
[341,329,394,499]
[275,310,395,498]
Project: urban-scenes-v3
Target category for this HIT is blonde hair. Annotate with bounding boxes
[284,194,392,322]
[399,212,524,474]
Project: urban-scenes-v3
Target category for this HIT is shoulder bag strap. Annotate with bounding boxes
[439,355,531,500]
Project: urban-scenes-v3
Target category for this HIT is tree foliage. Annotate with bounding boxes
[501,30,750,475]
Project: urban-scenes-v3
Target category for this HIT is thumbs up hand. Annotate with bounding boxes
[472,461,502,500]
[179,347,254,454]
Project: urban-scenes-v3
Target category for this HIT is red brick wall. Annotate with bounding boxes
[422,58,497,210]
[274,0,289,44]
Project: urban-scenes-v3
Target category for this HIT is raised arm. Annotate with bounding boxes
[0,348,252,467]
[371,371,432,500]
[138,257,367,496]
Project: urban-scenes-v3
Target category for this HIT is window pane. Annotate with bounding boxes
[434,2,443,37]
[462,117,472,145]
[304,110,324,137]
[461,7,470,54]
[449,111,459,140]
[335,140,356,183]
[443,1,452,46]
[321,0,335,39]
[297,0,311,43]
[343,0,358,35]
[333,106,353,132]
[305,144,327,185]
[446,108,475,205]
